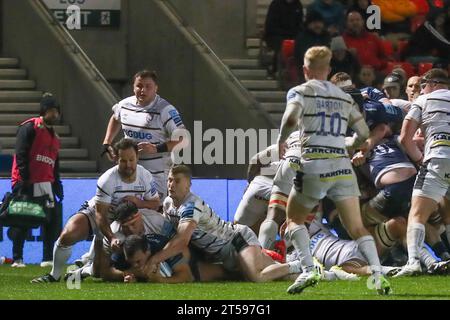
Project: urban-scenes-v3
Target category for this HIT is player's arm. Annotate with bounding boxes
[351,123,391,166]
[399,118,422,165]
[95,202,117,245]
[346,103,370,150]
[149,263,193,284]
[278,101,300,145]
[93,237,125,282]
[149,220,197,265]
[123,195,160,210]
[102,115,121,145]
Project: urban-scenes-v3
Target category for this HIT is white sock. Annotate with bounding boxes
[258,220,279,249]
[407,222,425,264]
[356,235,382,275]
[50,239,72,280]
[322,270,337,281]
[287,260,302,274]
[419,246,437,270]
[81,263,93,277]
[288,224,314,272]
[81,236,96,263]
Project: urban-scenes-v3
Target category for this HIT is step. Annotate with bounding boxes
[1,136,79,148]
[250,90,286,102]
[247,48,260,58]
[258,0,271,6]
[0,91,42,102]
[0,102,40,113]
[0,58,19,69]
[1,148,88,159]
[242,80,279,90]
[260,102,285,113]
[246,38,261,48]
[257,7,269,17]
[0,125,71,136]
[232,69,268,80]
[60,160,97,172]
[0,69,27,79]
[0,113,39,125]
[269,113,283,124]
[223,59,260,69]
[0,80,35,89]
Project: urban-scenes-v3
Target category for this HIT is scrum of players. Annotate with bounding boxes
[30,48,450,295]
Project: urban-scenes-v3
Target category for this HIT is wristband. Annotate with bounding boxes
[156,143,168,153]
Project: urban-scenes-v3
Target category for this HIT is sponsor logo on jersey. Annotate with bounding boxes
[36,154,55,167]
[319,169,353,181]
[169,109,183,127]
[123,129,152,140]
[310,232,325,251]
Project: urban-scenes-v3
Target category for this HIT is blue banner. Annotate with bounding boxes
[0,178,247,264]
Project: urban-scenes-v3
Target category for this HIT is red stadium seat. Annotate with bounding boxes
[281,39,295,63]
[381,39,394,58]
[385,61,416,78]
[418,62,433,75]
[397,39,409,58]
[410,14,426,33]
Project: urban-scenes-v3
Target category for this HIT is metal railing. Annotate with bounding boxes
[158,0,277,128]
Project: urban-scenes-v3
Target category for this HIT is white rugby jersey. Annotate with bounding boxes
[284,130,302,159]
[405,89,450,162]
[163,192,236,255]
[286,80,362,162]
[251,144,279,177]
[94,165,158,215]
[112,95,185,174]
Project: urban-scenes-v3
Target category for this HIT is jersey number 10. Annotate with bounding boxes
[316,112,342,137]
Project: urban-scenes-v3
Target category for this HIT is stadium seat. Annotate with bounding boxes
[396,39,409,58]
[281,39,295,63]
[410,14,426,33]
[386,61,416,78]
[0,154,13,174]
[418,62,433,75]
[381,39,394,58]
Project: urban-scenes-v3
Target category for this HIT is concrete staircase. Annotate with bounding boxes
[0,57,98,176]
[223,0,286,125]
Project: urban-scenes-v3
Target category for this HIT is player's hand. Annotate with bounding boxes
[110,236,122,252]
[124,273,136,283]
[138,142,157,154]
[123,196,142,207]
[101,144,116,162]
[278,142,287,159]
[351,151,366,167]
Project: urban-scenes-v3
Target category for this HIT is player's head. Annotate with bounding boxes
[123,234,151,269]
[40,92,60,125]
[114,138,139,179]
[330,72,354,89]
[114,200,144,236]
[168,165,192,201]
[303,46,332,81]
[133,69,158,106]
[406,76,421,102]
[382,74,402,99]
[420,68,449,94]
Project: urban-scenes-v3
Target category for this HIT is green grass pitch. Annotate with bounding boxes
[1,266,450,300]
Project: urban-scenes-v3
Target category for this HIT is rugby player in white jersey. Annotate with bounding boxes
[396,69,450,276]
[147,165,306,282]
[30,138,160,283]
[102,70,185,200]
[277,46,391,294]
[234,144,279,233]
[258,131,301,250]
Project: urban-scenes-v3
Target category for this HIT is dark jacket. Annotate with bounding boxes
[294,29,331,67]
[264,0,304,40]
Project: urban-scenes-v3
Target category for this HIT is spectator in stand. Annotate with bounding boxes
[330,35,360,80]
[307,0,346,35]
[342,10,388,72]
[348,0,372,24]
[355,65,377,88]
[402,7,450,65]
[294,10,330,81]
[263,0,304,77]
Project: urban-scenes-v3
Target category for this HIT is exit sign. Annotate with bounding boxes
[43,0,120,28]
